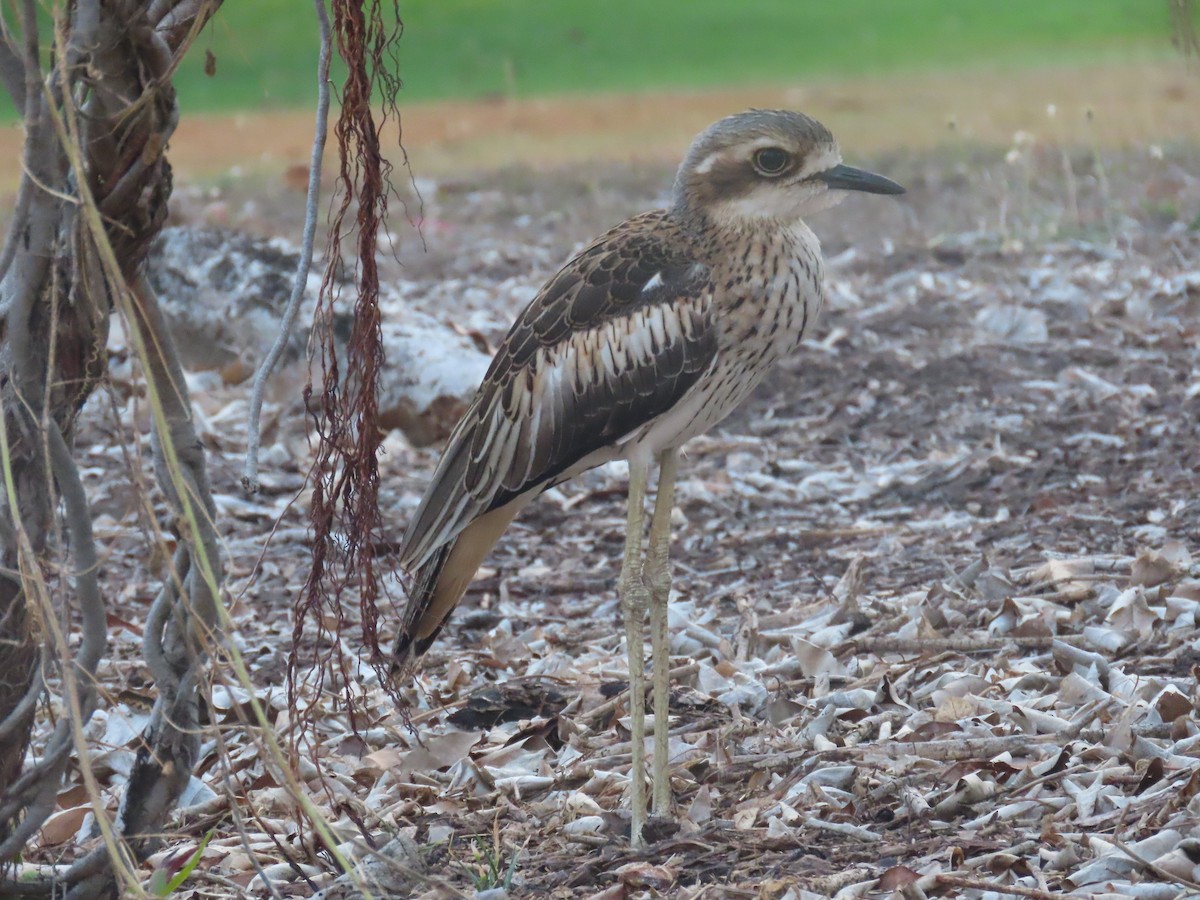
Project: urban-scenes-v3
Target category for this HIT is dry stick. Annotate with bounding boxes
[850,633,1092,655]
[807,868,874,895]
[934,873,1058,900]
[725,733,1066,773]
[242,0,332,493]
[65,271,220,888]
[199,660,318,900]
[1109,834,1200,893]
[801,816,881,842]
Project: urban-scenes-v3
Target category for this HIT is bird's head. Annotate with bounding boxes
[672,109,904,230]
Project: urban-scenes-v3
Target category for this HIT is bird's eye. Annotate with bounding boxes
[752,147,791,176]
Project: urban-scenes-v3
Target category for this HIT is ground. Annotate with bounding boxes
[2,60,1200,191]
[23,109,1200,897]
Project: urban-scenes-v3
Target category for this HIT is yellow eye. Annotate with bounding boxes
[753,147,790,176]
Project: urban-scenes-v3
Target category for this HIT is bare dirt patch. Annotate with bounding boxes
[1,59,1197,195]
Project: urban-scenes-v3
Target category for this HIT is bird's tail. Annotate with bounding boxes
[392,500,523,670]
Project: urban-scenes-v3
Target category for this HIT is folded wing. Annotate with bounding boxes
[394,211,718,660]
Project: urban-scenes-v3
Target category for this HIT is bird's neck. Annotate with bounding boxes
[676,205,817,256]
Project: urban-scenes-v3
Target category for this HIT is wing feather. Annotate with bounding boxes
[398,210,717,571]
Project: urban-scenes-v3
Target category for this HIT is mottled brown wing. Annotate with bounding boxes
[398,210,717,571]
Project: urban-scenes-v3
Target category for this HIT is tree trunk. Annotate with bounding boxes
[0,0,223,879]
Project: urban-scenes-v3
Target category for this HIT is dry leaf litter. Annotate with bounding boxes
[16,148,1200,898]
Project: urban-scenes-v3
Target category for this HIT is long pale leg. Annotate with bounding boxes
[647,448,678,817]
[620,459,650,847]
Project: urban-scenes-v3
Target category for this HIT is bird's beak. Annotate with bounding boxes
[814,164,905,195]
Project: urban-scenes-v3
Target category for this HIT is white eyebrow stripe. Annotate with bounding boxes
[801,145,843,179]
[745,136,788,151]
[693,151,721,175]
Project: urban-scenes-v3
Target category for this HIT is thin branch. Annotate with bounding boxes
[243,0,332,493]
[934,874,1058,900]
[142,547,188,686]
[1110,834,1200,892]
[45,421,107,681]
[213,745,287,900]
[34,423,113,863]
[846,634,1089,655]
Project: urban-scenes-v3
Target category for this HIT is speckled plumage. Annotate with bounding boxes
[393,109,902,672]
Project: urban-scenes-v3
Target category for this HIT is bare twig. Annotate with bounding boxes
[243,0,332,493]
[962,840,1041,871]
[934,874,1059,899]
[806,868,875,895]
[847,634,1088,655]
[724,733,1066,775]
[1110,834,1200,892]
[801,816,881,842]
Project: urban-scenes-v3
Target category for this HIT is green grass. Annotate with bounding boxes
[175,0,1185,114]
[0,1,1187,119]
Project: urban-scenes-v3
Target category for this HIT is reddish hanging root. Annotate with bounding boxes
[289,0,406,740]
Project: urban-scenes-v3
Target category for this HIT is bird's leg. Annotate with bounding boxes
[647,447,678,817]
[621,459,650,848]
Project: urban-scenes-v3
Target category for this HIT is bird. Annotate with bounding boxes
[392,109,904,847]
